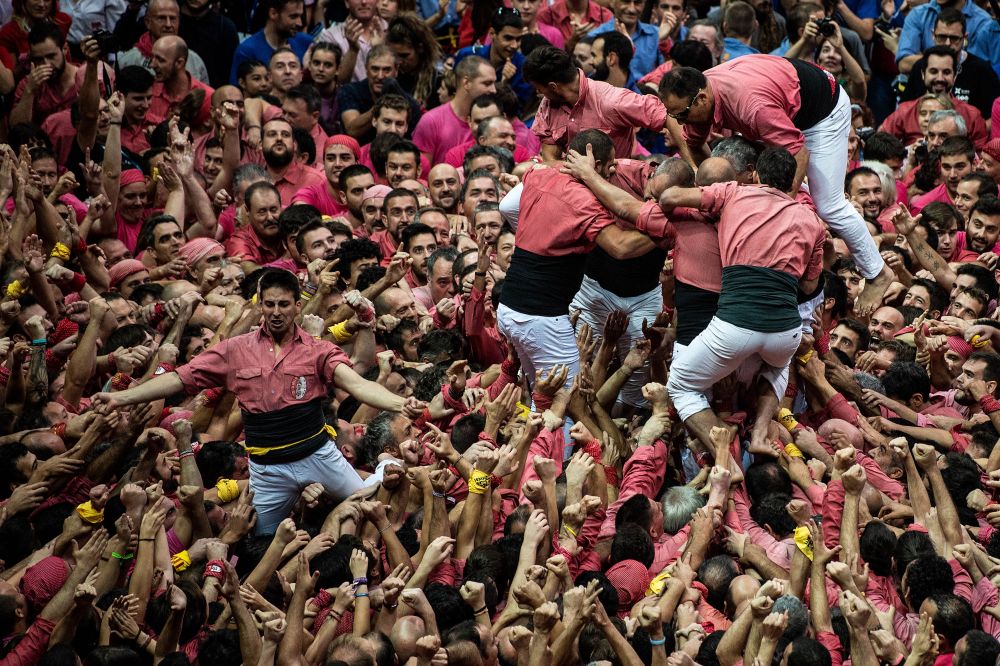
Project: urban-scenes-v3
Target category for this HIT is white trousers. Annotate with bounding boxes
[496,303,580,392]
[570,276,662,407]
[249,440,383,534]
[667,317,801,421]
[804,88,884,280]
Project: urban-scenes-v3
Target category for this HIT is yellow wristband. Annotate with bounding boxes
[171,549,192,572]
[784,442,803,458]
[778,408,798,432]
[215,478,240,503]
[647,570,671,596]
[468,469,491,495]
[972,335,990,349]
[793,525,814,561]
[5,279,27,298]
[50,242,71,261]
[76,500,104,524]
[327,321,355,344]
[795,349,813,365]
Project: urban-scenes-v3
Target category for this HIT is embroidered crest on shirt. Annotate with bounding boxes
[293,376,307,399]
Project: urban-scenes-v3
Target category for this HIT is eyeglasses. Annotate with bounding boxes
[932,32,964,44]
[668,89,702,122]
[496,6,520,15]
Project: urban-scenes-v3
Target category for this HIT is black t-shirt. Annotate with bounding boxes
[179,11,241,89]
[584,246,666,298]
[788,58,839,130]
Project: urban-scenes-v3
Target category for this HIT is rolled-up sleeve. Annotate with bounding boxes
[176,340,231,395]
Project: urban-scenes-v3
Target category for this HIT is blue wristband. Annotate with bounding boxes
[31,339,46,346]
[650,637,666,646]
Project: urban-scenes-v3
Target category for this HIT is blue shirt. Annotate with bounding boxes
[770,38,790,56]
[721,37,760,62]
[454,45,534,107]
[841,0,879,20]
[896,0,1000,77]
[588,19,663,87]
[416,0,460,29]
[229,31,314,84]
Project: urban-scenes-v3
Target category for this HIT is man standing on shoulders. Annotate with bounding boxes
[525,46,667,161]
[660,54,893,315]
[94,268,424,534]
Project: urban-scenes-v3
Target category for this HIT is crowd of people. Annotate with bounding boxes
[0,0,999,662]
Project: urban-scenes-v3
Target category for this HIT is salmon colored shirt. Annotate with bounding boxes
[147,73,214,127]
[175,326,351,413]
[532,71,667,161]
[879,96,989,148]
[537,0,612,42]
[682,55,811,153]
[224,223,286,265]
[271,161,326,207]
[516,166,617,256]
[699,182,825,280]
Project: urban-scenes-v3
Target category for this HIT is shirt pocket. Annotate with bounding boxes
[234,368,264,404]
[283,364,319,401]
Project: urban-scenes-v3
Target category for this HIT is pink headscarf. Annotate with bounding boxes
[120,169,146,188]
[324,134,362,160]
[983,138,1000,164]
[109,259,147,287]
[362,184,392,204]
[177,238,225,268]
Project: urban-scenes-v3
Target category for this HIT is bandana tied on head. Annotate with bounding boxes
[605,560,651,617]
[946,335,974,360]
[324,134,362,160]
[119,169,146,188]
[177,238,225,268]
[983,138,1000,164]
[362,184,392,204]
[20,556,69,613]
[109,259,147,288]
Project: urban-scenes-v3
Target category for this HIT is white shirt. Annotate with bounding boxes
[62,0,128,43]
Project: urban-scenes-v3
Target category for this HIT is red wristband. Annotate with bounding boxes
[74,238,88,256]
[203,560,226,582]
[111,373,132,391]
[0,366,10,386]
[979,394,1000,415]
[312,589,333,608]
[477,432,498,449]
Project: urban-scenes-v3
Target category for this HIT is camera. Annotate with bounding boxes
[874,18,893,33]
[91,29,115,56]
[914,141,929,163]
[814,18,837,37]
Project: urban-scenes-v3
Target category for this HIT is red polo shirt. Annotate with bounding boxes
[148,73,214,127]
[224,223,286,266]
[537,0,612,42]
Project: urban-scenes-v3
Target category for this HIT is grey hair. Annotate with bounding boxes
[471,201,501,227]
[357,412,396,468]
[232,163,270,196]
[426,245,459,278]
[661,485,706,534]
[654,157,696,187]
[711,136,761,175]
[860,160,899,209]
[463,145,513,176]
[928,109,967,136]
[773,595,809,640]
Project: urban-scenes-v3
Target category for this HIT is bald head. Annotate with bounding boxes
[696,157,738,186]
[817,418,863,449]
[155,35,187,61]
[390,615,425,661]
[146,0,180,39]
[212,85,243,107]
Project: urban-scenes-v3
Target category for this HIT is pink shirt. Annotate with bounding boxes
[682,55,812,153]
[442,140,536,168]
[700,182,825,280]
[910,182,954,214]
[516,166,616,257]
[513,118,541,156]
[671,207,723,292]
[370,229,398,264]
[40,109,76,165]
[532,71,667,162]
[879,96,989,148]
[993,97,999,140]
[271,161,326,207]
[537,0,612,41]
[412,102,474,165]
[147,74,213,127]
[176,326,351,413]
[224,224,286,265]
[291,181,348,217]
[357,143,431,183]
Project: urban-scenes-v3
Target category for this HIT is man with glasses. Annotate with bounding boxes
[660,54,892,317]
[895,0,1000,78]
[897,9,1000,119]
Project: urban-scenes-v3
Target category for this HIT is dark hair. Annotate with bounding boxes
[882,361,930,401]
[293,219,331,254]
[425,583,474,632]
[418,329,465,363]
[372,93,411,122]
[196,441,240,486]
[523,46,576,85]
[923,44,959,70]
[934,6,966,30]
[370,133,404,176]
[724,0,756,38]
[339,163,374,191]
[574,571,619,616]
[285,83,322,114]
[292,126,316,165]
[658,66,706,100]
[860,521,897,577]
[491,5,524,32]
[864,132,906,162]
[927,593,973,647]
[749,493,796,537]
[257,267,300,300]
[610,523,654,567]
[385,139,421,165]
[616,493,653,531]
[670,39,713,71]
[786,637,832,666]
[0,442,30,498]
[568,129,614,164]
[594,30,634,70]
[244,180,281,209]
[823,270,848,318]
[903,553,954,609]
[756,147,797,191]
[835,318,871,354]
[400,222,436,251]
[938,135,975,161]
[745,461,792,503]
[117,65,156,95]
[845,165,881,192]
[697,555,739,611]
[237,58,268,82]
[955,630,1000,666]
[972,193,1000,220]
[27,22,64,48]
[970,350,1000,385]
